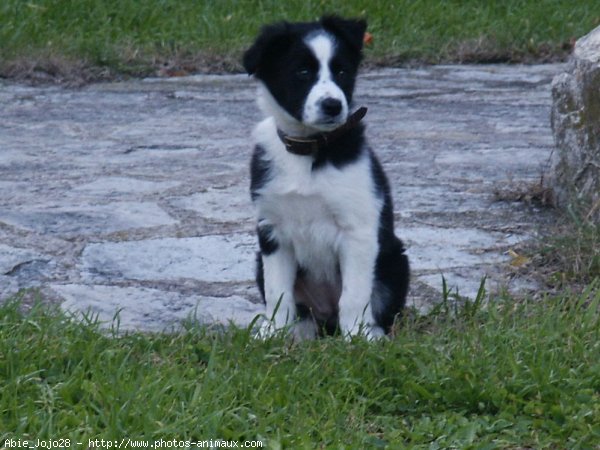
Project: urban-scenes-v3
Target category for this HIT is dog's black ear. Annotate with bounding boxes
[243,22,292,76]
[321,15,367,54]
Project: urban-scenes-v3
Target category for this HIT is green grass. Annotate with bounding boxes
[534,203,600,290]
[1,0,600,79]
[542,223,600,289]
[2,287,600,448]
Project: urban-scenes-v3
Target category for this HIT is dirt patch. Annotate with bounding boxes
[1,46,572,86]
[493,175,556,208]
[0,50,244,86]
[452,37,573,65]
[0,55,118,86]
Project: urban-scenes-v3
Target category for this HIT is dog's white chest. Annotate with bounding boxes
[256,154,379,281]
[261,177,342,280]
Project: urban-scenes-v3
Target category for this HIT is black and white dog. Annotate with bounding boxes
[243,16,409,339]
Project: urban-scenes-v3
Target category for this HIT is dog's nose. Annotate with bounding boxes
[321,98,342,117]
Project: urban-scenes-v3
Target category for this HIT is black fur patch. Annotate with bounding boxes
[373,242,410,333]
[250,144,272,201]
[369,152,410,332]
[311,124,366,170]
[257,223,278,255]
[369,150,396,244]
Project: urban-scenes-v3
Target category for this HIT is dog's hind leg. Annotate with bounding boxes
[371,237,410,333]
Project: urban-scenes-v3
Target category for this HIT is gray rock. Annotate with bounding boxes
[0,243,45,275]
[402,226,524,272]
[0,244,49,298]
[71,177,180,198]
[0,202,176,236]
[81,234,256,283]
[171,184,254,223]
[551,26,600,222]
[54,284,263,332]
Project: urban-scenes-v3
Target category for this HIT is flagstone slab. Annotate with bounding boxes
[54,284,263,332]
[0,202,176,236]
[81,234,256,283]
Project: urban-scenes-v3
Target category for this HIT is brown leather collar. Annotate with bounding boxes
[277,107,368,156]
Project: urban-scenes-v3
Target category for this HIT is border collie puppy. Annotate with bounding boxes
[243,16,409,339]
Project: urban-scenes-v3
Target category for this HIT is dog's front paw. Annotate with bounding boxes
[255,318,317,341]
[341,320,385,341]
[255,319,280,339]
[361,324,385,341]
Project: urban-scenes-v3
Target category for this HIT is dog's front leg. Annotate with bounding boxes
[338,233,383,339]
[259,244,297,337]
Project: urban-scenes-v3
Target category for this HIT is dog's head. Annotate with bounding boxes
[243,16,367,133]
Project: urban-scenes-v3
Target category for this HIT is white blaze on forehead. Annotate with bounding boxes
[305,33,335,75]
[302,32,349,130]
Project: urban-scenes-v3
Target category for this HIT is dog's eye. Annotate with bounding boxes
[295,68,311,80]
[330,62,348,79]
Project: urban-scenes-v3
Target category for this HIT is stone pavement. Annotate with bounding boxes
[0,64,563,331]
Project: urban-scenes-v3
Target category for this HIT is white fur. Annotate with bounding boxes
[252,118,384,339]
[302,34,349,130]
